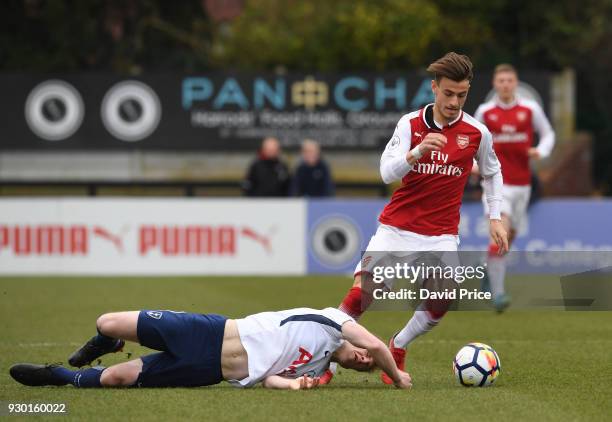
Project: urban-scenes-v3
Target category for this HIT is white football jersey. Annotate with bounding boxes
[228,307,354,388]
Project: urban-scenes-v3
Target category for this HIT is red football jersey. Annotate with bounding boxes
[475,98,555,186]
[379,104,500,236]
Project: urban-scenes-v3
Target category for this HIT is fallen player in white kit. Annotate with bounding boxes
[10,307,412,390]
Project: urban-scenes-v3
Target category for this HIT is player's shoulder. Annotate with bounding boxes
[475,100,497,115]
[461,111,492,138]
[277,307,353,334]
[397,109,420,126]
[279,307,352,322]
[517,97,544,113]
[320,307,355,326]
[280,307,317,316]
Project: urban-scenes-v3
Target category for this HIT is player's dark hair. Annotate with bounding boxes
[427,52,474,83]
[494,63,518,76]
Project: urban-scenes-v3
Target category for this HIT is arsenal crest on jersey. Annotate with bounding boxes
[456,134,469,149]
[517,111,527,121]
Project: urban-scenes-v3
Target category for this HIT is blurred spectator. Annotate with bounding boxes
[243,137,291,197]
[291,139,334,197]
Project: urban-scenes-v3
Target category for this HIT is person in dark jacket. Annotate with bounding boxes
[291,139,334,197]
[243,137,291,197]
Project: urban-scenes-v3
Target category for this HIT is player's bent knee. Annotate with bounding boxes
[100,365,139,387]
[96,313,124,337]
[99,367,122,386]
[96,313,114,333]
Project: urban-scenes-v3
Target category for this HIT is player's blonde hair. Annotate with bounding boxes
[301,138,320,151]
[427,52,474,83]
[494,63,518,76]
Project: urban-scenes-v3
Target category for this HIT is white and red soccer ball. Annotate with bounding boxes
[453,342,501,387]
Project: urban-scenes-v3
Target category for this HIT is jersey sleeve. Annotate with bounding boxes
[474,104,486,123]
[531,102,555,158]
[475,127,503,220]
[475,127,501,178]
[379,114,414,184]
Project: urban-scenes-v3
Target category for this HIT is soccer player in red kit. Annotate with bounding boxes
[322,53,508,385]
[474,64,555,311]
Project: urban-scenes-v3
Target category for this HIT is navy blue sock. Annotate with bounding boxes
[49,366,76,385]
[74,367,105,388]
[92,329,116,348]
[50,366,105,388]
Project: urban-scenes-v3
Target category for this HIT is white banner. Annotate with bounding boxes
[0,198,306,275]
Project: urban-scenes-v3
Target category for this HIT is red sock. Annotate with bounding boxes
[424,296,449,320]
[339,286,367,320]
[426,307,447,320]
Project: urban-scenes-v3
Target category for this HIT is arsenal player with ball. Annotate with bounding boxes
[323,52,509,385]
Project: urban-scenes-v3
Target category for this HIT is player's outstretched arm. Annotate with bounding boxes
[341,321,412,389]
[262,374,320,390]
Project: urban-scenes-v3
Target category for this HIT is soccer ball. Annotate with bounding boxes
[453,342,501,387]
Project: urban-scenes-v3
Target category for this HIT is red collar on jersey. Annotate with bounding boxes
[421,103,463,131]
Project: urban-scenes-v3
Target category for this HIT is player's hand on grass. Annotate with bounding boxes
[394,370,413,390]
[292,375,320,390]
[527,147,540,160]
[490,220,509,254]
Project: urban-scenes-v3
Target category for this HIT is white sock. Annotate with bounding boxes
[328,362,338,374]
[487,256,507,298]
[393,310,440,349]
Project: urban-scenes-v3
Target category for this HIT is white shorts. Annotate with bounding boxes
[482,185,531,230]
[354,224,460,287]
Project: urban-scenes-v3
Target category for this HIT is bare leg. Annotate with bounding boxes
[96,311,140,343]
[100,358,143,387]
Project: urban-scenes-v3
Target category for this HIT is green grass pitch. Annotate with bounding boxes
[1,276,611,421]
